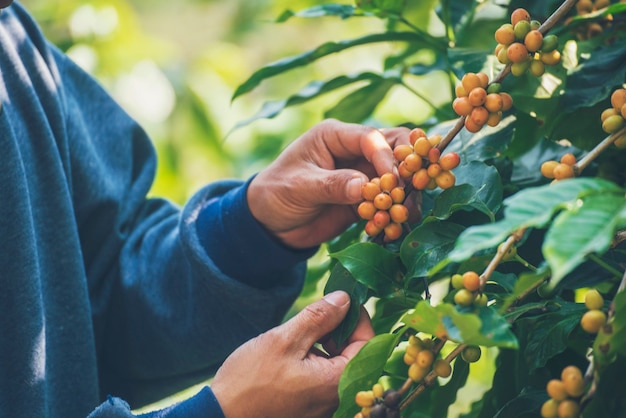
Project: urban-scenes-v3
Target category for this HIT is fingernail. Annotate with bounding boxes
[347,177,365,202]
[324,291,350,307]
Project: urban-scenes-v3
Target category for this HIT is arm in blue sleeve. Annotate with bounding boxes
[87,387,225,418]
[196,175,318,289]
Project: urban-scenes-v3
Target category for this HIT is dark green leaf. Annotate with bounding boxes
[494,388,547,418]
[400,221,466,278]
[324,263,370,345]
[232,32,445,100]
[372,295,421,334]
[330,242,404,297]
[335,333,401,418]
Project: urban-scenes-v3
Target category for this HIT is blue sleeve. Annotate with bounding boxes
[87,387,225,418]
[196,176,318,289]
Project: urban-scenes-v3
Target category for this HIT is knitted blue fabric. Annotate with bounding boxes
[0,2,312,416]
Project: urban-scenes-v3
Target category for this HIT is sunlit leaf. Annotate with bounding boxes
[447,178,623,263]
[335,333,401,418]
[543,192,626,288]
[401,301,518,348]
[276,4,362,22]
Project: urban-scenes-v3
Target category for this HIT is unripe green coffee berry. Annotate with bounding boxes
[514,20,531,40]
[602,114,625,134]
[541,34,559,52]
[461,345,482,363]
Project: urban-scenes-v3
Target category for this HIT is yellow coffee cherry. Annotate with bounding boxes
[584,289,604,310]
[580,309,606,334]
[433,359,452,378]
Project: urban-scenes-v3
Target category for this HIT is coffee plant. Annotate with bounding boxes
[234,0,626,416]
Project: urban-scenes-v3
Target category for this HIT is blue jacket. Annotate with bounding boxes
[0,3,312,417]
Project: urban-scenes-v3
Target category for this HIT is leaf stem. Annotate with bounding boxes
[587,253,624,279]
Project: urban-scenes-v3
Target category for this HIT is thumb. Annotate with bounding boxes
[281,291,351,353]
[311,170,368,205]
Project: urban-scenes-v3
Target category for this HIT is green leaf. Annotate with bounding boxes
[330,242,404,297]
[334,333,401,418]
[232,72,391,129]
[373,295,421,334]
[232,31,445,100]
[543,192,626,288]
[275,4,362,22]
[430,161,503,222]
[356,0,406,15]
[324,76,399,123]
[400,221,466,278]
[516,301,586,371]
[324,263,370,345]
[448,178,623,263]
[401,301,518,348]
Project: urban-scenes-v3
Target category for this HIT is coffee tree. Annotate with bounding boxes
[234,0,626,416]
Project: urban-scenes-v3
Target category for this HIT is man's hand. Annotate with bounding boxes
[211,291,374,418]
[247,119,410,248]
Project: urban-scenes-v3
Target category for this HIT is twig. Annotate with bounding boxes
[480,228,527,287]
[575,127,626,175]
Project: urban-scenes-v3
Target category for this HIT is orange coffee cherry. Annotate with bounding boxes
[433,359,452,378]
[553,163,575,180]
[439,152,461,171]
[461,73,482,93]
[485,93,503,113]
[511,8,531,26]
[470,106,489,126]
[389,204,409,223]
[464,117,482,133]
[487,112,502,127]
[373,193,393,210]
[435,170,456,189]
[462,271,481,292]
[398,161,413,179]
[495,24,516,45]
[453,97,474,117]
[357,201,376,220]
[413,137,433,157]
[540,160,559,179]
[383,222,403,241]
[379,173,398,192]
[468,87,487,107]
[409,128,427,145]
[412,168,431,190]
[372,210,391,229]
[428,147,441,164]
[580,309,607,334]
[611,88,626,111]
[362,181,381,201]
[394,144,414,162]
[427,163,443,179]
[500,92,513,111]
[546,379,568,401]
[364,220,383,237]
[404,153,423,172]
[560,153,576,165]
[524,30,543,52]
[507,42,530,63]
[389,187,405,204]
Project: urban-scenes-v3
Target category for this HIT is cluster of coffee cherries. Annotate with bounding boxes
[451,271,488,308]
[494,8,561,77]
[401,335,452,383]
[540,153,577,181]
[452,73,513,133]
[580,288,607,334]
[394,128,461,189]
[601,88,626,148]
[354,383,401,418]
[358,173,408,241]
[540,365,585,418]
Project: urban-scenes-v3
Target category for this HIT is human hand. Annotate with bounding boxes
[210,291,374,418]
[247,119,410,248]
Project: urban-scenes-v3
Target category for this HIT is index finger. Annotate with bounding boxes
[319,119,397,176]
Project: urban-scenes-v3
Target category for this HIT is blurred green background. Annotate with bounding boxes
[20,0,407,203]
